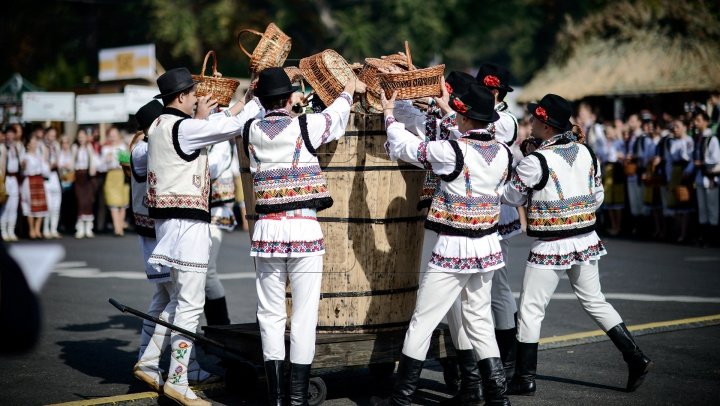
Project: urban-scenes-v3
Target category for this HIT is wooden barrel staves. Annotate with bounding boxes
[238,113,426,333]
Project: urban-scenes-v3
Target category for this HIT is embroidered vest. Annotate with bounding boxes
[209,141,236,207]
[129,139,155,238]
[526,138,599,238]
[146,111,210,222]
[425,133,511,237]
[243,112,332,214]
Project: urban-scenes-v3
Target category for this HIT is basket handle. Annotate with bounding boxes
[200,50,219,78]
[404,41,413,71]
[237,29,264,58]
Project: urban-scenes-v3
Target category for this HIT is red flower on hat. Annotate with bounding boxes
[452,98,468,113]
[483,75,501,88]
[445,82,454,95]
[535,106,548,121]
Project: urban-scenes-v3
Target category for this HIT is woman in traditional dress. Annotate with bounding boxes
[20,136,49,239]
[602,123,625,236]
[101,127,130,236]
[72,129,97,238]
[43,127,63,238]
[661,119,694,242]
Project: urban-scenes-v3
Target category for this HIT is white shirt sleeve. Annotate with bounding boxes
[592,157,604,208]
[494,112,518,145]
[131,141,148,177]
[306,92,353,149]
[502,154,542,207]
[208,141,232,179]
[178,98,264,154]
[393,100,427,138]
[384,116,458,175]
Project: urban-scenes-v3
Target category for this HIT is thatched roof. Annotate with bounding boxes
[519,1,720,102]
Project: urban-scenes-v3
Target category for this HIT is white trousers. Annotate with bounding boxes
[255,256,323,364]
[44,172,62,215]
[206,225,226,300]
[1,176,19,229]
[138,280,174,362]
[402,270,499,362]
[516,261,623,343]
[696,186,719,226]
[627,181,646,217]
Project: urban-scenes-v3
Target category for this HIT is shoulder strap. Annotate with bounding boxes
[298,114,316,157]
[529,151,549,191]
[242,118,256,158]
[439,140,464,182]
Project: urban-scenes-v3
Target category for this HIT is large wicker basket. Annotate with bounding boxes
[356,58,402,112]
[378,42,444,100]
[237,23,291,73]
[192,50,240,107]
[299,49,357,107]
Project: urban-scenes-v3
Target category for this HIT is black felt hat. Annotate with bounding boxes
[527,94,573,131]
[450,83,500,123]
[476,63,514,92]
[445,71,476,100]
[255,67,299,98]
[135,100,163,130]
[154,68,199,99]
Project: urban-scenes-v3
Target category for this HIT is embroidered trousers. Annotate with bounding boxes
[516,260,623,343]
[402,269,499,362]
[255,255,323,364]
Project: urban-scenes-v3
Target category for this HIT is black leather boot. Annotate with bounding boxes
[507,342,537,396]
[289,363,311,406]
[607,323,653,392]
[495,328,517,381]
[439,350,482,406]
[264,360,285,406]
[477,357,510,406]
[204,296,230,325]
[370,354,424,406]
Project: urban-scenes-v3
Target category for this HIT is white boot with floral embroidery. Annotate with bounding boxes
[164,336,210,406]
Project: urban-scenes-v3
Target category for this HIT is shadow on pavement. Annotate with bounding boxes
[59,314,141,332]
[57,338,136,385]
[537,374,625,392]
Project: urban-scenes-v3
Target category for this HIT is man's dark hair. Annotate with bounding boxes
[693,109,710,122]
[162,87,193,106]
[258,95,290,111]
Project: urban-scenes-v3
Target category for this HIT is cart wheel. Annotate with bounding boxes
[369,362,396,381]
[308,376,327,406]
[224,361,259,394]
[439,357,460,393]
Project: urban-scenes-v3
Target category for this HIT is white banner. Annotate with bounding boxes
[22,92,75,122]
[124,85,160,114]
[99,44,156,81]
[76,94,128,124]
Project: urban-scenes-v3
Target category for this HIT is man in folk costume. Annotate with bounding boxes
[502,94,652,396]
[392,71,486,405]
[240,67,360,406]
[1,126,23,242]
[475,63,522,383]
[373,84,512,406]
[203,139,236,326]
[132,100,224,395]
[691,110,720,245]
[145,67,260,405]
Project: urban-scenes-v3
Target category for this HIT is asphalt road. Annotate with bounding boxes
[1,229,719,405]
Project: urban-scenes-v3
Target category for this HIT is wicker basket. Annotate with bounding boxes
[381,53,415,70]
[238,23,291,73]
[623,161,638,176]
[299,49,357,107]
[674,185,690,203]
[192,51,240,107]
[378,42,444,100]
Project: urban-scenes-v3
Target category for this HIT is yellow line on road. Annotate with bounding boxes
[540,313,720,345]
[48,314,720,405]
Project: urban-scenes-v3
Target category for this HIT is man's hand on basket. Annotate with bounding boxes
[195,95,218,120]
[433,76,452,116]
[381,90,398,121]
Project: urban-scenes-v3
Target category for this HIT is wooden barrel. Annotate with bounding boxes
[238,112,426,333]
